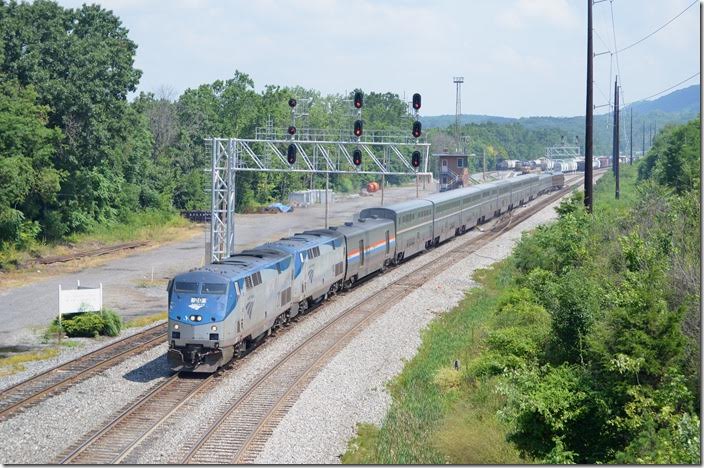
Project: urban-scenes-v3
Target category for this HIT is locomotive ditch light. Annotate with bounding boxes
[353,120,363,137]
[173,323,180,330]
[354,91,363,109]
[288,98,297,108]
[287,125,297,136]
[412,121,422,138]
[287,143,297,164]
[411,150,421,168]
[211,325,218,331]
[353,148,362,166]
[412,93,421,110]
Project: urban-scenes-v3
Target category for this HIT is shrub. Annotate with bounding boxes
[61,313,106,337]
[101,309,123,336]
[51,309,123,338]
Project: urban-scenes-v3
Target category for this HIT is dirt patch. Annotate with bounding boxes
[0,224,203,292]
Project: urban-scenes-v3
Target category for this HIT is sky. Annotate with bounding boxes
[55,0,700,117]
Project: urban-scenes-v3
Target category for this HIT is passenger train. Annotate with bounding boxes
[166,172,565,372]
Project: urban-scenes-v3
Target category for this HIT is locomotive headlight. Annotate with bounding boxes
[189,315,196,321]
[211,325,217,331]
[173,324,180,330]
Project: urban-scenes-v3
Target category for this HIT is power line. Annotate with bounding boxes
[617,0,698,54]
[609,0,622,82]
[631,72,700,103]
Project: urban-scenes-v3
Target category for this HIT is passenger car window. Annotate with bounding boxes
[174,282,199,293]
[202,283,227,294]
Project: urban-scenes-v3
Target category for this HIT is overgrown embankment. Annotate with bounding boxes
[343,117,700,464]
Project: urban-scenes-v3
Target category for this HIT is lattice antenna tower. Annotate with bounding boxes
[453,77,464,152]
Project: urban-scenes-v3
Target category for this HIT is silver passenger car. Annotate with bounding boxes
[328,217,395,286]
[360,199,433,262]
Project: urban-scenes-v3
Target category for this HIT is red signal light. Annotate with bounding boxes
[354,91,363,109]
[412,121,422,138]
[288,98,297,108]
[411,150,421,168]
[288,126,296,136]
[353,149,362,166]
[287,144,297,164]
[412,93,421,110]
[354,120,363,137]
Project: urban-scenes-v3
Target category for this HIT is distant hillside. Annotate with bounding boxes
[627,84,700,114]
[422,84,700,156]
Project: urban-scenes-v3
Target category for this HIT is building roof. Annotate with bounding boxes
[431,152,468,158]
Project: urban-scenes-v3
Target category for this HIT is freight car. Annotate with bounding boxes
[166,172,566,372]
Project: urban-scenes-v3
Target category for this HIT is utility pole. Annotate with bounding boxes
[584,0,594,212]
[642,121,645,156]
[612,77,620,199]
[629,108,633,165]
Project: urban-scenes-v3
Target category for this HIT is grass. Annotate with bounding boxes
[125,312,167,329]
[134,278,169,289]
[59,340,82,348]
[0,348,60,377]
[0,210,200,290]
[342,261,523,464]
[342,166,643,464]
[64,209,190,246]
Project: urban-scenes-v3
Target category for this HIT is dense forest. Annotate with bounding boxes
[0,0,417,263]
[0,0,697,271]
[344,116,700,464]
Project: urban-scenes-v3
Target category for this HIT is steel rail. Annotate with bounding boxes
[182,174,589,464]
[0,322,167,421]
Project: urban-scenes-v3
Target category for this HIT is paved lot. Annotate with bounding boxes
[0,182,437,346]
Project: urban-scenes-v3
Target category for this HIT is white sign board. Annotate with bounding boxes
[59,281,103,315]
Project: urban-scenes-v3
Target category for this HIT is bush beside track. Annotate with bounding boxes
[342,155,701,464]
[47,309,123,338]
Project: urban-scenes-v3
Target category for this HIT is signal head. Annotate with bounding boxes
[412,121,422,138]
[411,150,421,168]
[354,91,363,109]
[287,125,297,136]
[352,149,362,166]
[288,98,297,108]
[287,144,297,164]
[412,93,421,110]
[354,120,363,137]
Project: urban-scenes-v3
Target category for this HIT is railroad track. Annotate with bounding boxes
[0,322,167,421]
[58,373,215,464]
[25,241,150,266]
[53,175,586,464]
[179,176,588,464]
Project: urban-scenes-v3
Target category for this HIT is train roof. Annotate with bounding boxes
[176,247,289,283]
[362,198,432,216]
[422,190,467,204]
[330,217,393,237]
[263,231,340,254]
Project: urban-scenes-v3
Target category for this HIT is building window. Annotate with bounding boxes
[442,159,448,167]
[457,158,464,168]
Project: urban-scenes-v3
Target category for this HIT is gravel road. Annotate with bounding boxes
[0,183,436,348]
[0,177,585,465]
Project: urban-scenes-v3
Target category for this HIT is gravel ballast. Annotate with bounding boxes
[0,321,166,393]
[0,343,170,464]
[254,193,577,464]
[0,182,587,465]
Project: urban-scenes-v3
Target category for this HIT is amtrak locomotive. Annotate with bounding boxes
[167,172,564,372]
